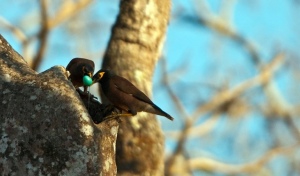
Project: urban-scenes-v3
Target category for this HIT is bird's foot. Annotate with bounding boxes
[104,104,117,112]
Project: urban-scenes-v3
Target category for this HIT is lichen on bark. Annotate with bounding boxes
[0,34,118,175]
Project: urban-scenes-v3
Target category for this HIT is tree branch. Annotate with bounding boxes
[31,0,49,70]
[191,53,284,121]
[188,143,299,174]
[47,0,93,29]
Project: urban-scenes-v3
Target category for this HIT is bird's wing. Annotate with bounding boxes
[111,76,154,104]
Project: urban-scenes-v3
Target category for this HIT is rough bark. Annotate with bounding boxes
[101,0,171,175]
[0,34,118,175]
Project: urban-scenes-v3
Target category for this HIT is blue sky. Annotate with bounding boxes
[1,0,299,174]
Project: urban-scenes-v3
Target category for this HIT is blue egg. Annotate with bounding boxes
[83,75,93,86]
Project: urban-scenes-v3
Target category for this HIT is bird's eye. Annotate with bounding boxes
[82,66,89,75]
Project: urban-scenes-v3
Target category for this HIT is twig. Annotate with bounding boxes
[164,53,283,175]
[188,143,299,174]
[161,56,194,175]
[31,0,49,71]
[0,17,27,43]
[0,17,32,60]
[194,2,300,140]
[190,53,284,121]
[166,113,220,139]
[195,0,259,65]
[161,57,189,120]
[47,0,93,29]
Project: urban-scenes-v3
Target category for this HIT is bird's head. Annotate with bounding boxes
[92,70,106,83]
[81,65,95,86]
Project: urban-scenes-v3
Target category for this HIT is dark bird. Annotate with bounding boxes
[92,69,174,121]
[66,58,95,92]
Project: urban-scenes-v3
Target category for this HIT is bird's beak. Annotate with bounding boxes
[92,71,105,83]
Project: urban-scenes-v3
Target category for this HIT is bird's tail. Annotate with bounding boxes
[145,104,174,121]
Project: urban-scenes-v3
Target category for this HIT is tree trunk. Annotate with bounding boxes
[101,0,171,175]
[0,34,118,175]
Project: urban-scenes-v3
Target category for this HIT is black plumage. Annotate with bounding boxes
[92,69,174,121]
[66,58,95,92]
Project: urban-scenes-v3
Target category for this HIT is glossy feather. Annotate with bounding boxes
[93,69,174,121]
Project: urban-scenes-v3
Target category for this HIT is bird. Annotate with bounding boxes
[92,69,174,121]
[66,58,95,92]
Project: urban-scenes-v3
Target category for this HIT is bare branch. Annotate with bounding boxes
[194,3,297,139]
[31,0,49,71]
[166,113,220,139]
[0,17,27,43]
[165,52,284,175]
[0,16,32,61]
[194,1,259,65]
[191,53,285,121]
[188,143,299,174]
[47,0,93,29]
[161,57,190,120]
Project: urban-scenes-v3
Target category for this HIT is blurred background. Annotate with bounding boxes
[1,0,300,175]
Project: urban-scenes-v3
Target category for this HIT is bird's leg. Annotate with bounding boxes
[104,104,117,112]
[83,86,88,93]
